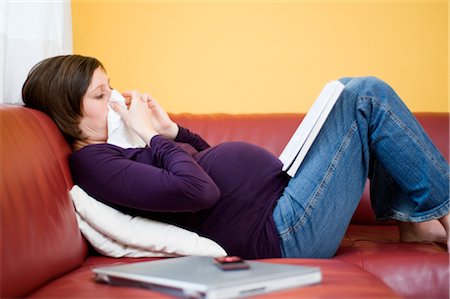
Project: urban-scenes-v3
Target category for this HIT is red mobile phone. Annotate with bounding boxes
[214,256,250,271]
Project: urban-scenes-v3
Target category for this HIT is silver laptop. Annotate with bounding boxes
[93,256,322,299]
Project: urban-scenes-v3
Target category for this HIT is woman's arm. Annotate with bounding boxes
[175,126,211,152]
[71,137,221,213]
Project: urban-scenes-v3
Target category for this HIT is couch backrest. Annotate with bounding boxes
[172,112,449,224]
[0,105,87,298]
[172,113,304,156]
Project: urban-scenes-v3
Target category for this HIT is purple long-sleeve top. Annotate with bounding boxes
[70,126,290,258]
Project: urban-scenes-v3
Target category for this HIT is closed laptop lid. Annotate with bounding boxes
[93,256,322,298]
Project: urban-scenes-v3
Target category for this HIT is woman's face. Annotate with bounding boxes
[78,67,111,144]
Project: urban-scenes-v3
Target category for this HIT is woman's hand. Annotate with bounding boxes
[110,91,159,144]
[111,90,179,143]
[143,93,179,140]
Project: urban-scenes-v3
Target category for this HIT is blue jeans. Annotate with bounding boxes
[272,77,450,258]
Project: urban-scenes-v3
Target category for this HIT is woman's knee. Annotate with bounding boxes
[342,76,388,91]
[342,76,399,104]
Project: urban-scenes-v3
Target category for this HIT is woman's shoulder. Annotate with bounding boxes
[70,143,146,164]
[72,143,123,156]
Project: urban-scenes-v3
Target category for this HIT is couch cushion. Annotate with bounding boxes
[336,225,449,299]
[0,105,87,298]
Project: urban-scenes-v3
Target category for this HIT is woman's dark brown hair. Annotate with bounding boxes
[22,54,105,144]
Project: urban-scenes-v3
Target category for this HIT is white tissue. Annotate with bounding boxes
[107,90,146,148]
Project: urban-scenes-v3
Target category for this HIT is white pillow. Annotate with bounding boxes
[70,185,227,258]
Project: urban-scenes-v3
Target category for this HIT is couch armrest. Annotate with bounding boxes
[0,105,87,298]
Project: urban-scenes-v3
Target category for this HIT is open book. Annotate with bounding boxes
[279,81,345,177]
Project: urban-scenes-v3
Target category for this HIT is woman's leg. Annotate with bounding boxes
[273,76,449,258]
[370,146,449,245]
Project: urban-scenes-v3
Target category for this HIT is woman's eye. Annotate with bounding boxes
[96,93,105,100]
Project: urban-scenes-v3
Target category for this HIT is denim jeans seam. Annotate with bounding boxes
[279,121,359,240]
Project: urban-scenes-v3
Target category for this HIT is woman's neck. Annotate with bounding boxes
[72,138,105,151]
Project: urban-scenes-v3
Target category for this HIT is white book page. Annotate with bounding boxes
[286,81,345,177]
[279,82,336,171]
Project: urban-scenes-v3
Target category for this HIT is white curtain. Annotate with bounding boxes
[0,0,72,104]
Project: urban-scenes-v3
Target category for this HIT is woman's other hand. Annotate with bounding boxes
[144,94,179,140]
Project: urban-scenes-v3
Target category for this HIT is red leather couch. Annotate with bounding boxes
[1,104,448,298]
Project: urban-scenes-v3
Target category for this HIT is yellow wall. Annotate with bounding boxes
[72,0,448,114]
